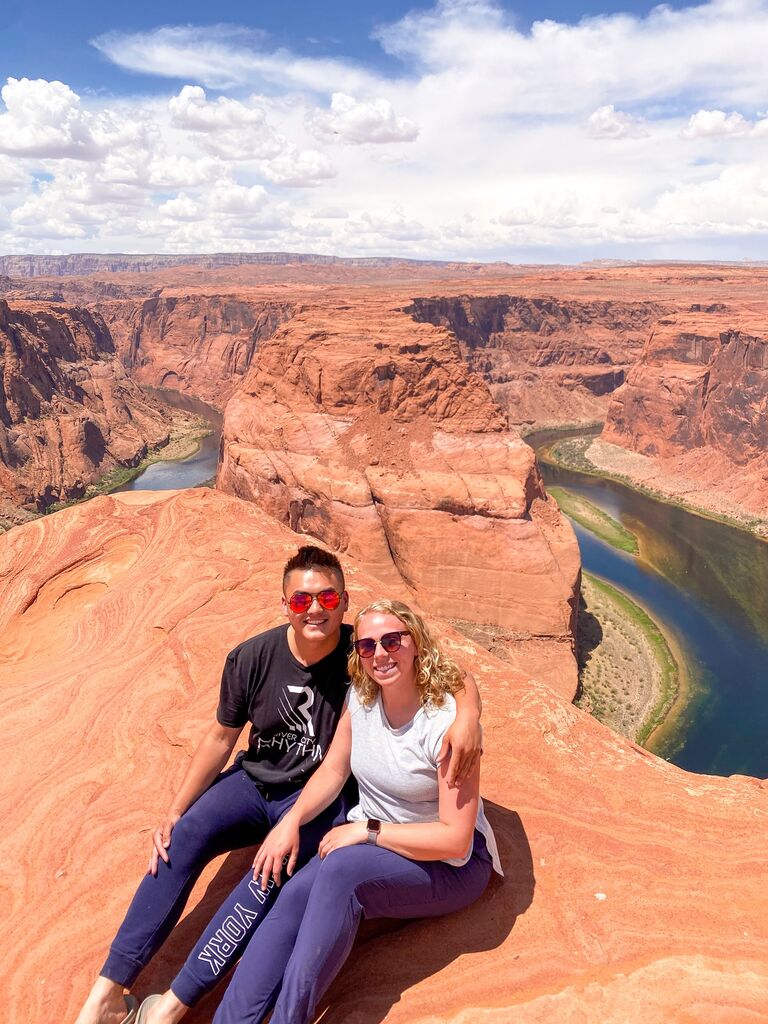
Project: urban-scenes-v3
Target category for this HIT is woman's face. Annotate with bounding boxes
[356,611,417,692]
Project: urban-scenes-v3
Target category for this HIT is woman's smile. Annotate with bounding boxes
[356,611,417,691]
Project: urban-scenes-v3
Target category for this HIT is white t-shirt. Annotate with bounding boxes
[346,687,502,874]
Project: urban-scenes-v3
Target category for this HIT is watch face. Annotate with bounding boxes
[367,818,381,833]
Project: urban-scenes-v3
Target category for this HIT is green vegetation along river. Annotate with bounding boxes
[531,429,768,778]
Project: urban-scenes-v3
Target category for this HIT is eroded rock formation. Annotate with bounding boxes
[1,489,766,1024]
[0,299,170,517]
[103,295,297,407]
[217,298,580,695]
[408,295,667,429]
[602,310,768,518]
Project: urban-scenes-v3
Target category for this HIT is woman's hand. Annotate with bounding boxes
[148,812,182,876]
[438,714,483,788]
[252,813,301,891]
[318,822,367,859]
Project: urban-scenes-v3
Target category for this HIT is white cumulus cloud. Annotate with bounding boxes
[308,93,419,144]
[261,148,337,187]
[681,108,768,138]
[588,105,649,139]
[169,85,266,132]
[0,78,99,159]
[168,85,285,159]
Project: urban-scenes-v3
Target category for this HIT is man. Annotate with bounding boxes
[76,545,482,1024]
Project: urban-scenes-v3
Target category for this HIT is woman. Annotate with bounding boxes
[137,600,501,1024]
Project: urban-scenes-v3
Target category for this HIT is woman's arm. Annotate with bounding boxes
[438,670,483,788]
[319,754,480,863]
[252,704,353,889]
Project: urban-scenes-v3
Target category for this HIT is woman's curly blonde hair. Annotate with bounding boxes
[348,599,465,708]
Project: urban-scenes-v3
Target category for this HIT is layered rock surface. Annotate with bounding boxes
[407,295,667,429]
[1,489,766,1024]
[104,295,297,407]
[602,310,768,519]
[0,299,170,518]
[217,297,580,695]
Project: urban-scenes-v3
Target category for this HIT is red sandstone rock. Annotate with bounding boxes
[1,489,766,1024]
[407,295,667,429]
[216,299,580,695]
[11,260,764,444]
[6,257,768,553]
[0,299,171,514]
[104,295,297,408]
[603,311,768,516]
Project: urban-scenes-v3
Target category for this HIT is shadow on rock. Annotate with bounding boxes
[575,590,603,701]
[318,805,534,1024]
[134,806,533,1022]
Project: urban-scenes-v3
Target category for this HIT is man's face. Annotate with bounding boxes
[282,568,348,645]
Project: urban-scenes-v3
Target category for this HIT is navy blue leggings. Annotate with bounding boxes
[102,761,346,1005]
[211,831,493,1024]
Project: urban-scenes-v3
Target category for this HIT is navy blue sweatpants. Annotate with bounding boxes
[211,831,493,1024]
[102,760,346,1005]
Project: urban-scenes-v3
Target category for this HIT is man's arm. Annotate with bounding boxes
[148,720,243,875]
[438,670,483,788]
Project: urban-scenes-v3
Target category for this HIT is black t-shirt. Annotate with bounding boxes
[217,623,352,788]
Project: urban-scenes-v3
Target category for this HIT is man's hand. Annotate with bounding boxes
[318,822,367,859]
[438,714,483,788]
[252,814,301,891]
[148,812,182,876]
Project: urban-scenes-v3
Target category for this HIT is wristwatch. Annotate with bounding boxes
[366,818,381,845]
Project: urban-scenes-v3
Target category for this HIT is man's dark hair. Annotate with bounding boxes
[282,545,345,591]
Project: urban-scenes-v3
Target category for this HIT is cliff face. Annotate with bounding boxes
[217,298,580,695]
[605,312,768,461]
[0,299,170,514]
[1,490,766,1024]
[104,295,297,408]
[0,252,480,278]
[407,295,667,428]
[602,311,768,514]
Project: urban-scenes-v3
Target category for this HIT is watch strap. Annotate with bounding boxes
[366,818,381,845]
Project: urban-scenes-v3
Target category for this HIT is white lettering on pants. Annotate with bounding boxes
[196,901,263,976]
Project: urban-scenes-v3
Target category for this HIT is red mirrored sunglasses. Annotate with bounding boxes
[287,588,343,614]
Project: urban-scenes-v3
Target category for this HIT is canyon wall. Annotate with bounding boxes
[601,310,768,517]
[1,490,766,1024]
[408,295,667,429]
[0,299,170,520]
[0,253,490,278]
[103,295,297,407]
[217,296,581,695]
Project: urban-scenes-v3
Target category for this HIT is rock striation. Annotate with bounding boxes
[408,295,667,429]
[602,310,768,518]
[0,252,494,278]
[1,489,766,1024]
[217,298,580,695]
[0,300,170,518]
[104,295,297,407]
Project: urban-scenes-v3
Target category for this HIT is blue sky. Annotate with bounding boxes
[2,0,685,91]
[0,0,766,260]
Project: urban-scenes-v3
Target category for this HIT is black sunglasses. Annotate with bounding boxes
[353,631,411,659]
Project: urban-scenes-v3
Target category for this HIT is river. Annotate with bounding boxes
[530,430,768,779]
[114,388,223,493]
